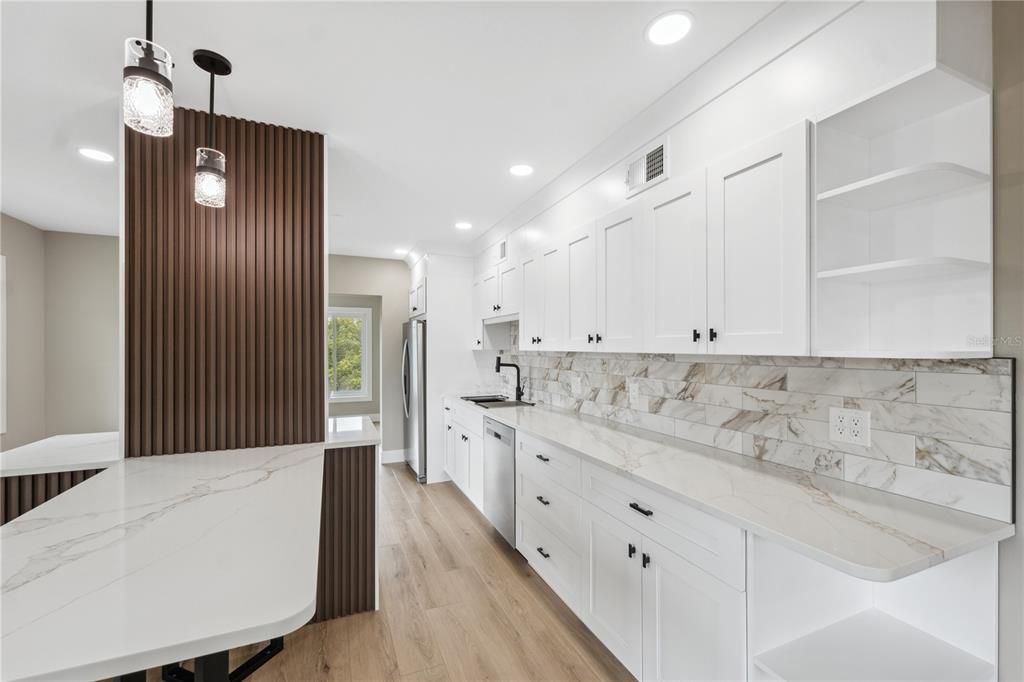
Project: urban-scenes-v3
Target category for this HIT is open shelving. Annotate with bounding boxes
[753,609,994,682]
[813,67,993,359]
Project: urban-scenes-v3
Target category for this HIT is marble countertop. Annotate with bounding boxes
[326,416,380,448]
[464,401,1015,582]
[1,443,325,682]
[0,432,121,478]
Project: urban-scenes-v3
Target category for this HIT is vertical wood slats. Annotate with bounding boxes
[125,108,324,457]
[1,470,102,525]
[314,447,377,621]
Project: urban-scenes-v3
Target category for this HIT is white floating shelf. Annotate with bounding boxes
[817,256,988,284]
[753,609,995,682]
[817,162,989,210]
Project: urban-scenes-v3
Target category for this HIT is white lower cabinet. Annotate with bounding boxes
[516,438,748,682]
[449,422,483,510]
[642,536,746,682]
[580,502,645,678]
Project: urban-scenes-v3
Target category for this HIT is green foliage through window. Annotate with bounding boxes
[327,308,371,400]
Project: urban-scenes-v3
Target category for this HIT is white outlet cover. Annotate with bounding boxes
[829,407,871,447]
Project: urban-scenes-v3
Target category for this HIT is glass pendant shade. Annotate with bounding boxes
[195,147,226,208]
[123,38,174,137]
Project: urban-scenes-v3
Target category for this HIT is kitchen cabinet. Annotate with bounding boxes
[452,427,469,491]
[596,205,644,352]
[566,223,598,350]
[480,269,499,318]
[643,172,708,354]
[519,252,544,347]
[642,536,746,682]
[409,280,426,317]
[467,429,483,509]
[580,503,644,678]
[541,245,568,350]
[707,121,809,355]
[497,261,520,316]
[444,408,456,479]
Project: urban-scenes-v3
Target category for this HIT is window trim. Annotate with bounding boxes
[327,306,373,403]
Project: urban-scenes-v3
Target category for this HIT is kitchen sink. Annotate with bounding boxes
[460,396,533,409]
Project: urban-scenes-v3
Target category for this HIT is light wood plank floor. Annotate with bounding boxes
[152,463,632,682]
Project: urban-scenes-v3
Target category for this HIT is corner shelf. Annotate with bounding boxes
[817,162,989,211]
[817,257,988,284]
[753,609,994,682]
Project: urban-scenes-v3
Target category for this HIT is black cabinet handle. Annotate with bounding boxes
[537,547,551,559]
[412,306,418,312]
[628,543,636,558]
[447,425,452,431]
[692,329,701,342]
[444,406,451,411]
[629,502,654,517]
[476,339,481,346]
[588,333,594,343]
[709,328,718,342]
[642,553,650,568]
[535,454,550,463]
[496,304,502,311]
[536,495,550,506]
[537,337,542,343]
[595,333,602,343]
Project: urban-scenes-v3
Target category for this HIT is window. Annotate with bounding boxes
[326,307,372,402]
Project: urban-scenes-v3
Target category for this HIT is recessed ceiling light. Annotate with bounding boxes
[455,222,473,231]
[78,147,115,163]
[646,11,693,46]
[394,248,409,255]
[509,164,534,177]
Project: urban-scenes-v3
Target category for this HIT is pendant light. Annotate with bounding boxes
[193,49,232,208]
[123,0,174,137]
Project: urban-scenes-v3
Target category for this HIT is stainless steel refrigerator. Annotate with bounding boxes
[402,319,427,483]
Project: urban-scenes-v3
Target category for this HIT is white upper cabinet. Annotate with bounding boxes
[541,245,569,350]
[707,121,810,356]
[481,268,499,318]
[596,205,644,352]
[520,252,544,348]
[642,171,708,354]
[497,260,520,316]
[641,537,746,682]
[566,223,598,350]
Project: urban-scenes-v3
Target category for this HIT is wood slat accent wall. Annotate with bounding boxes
[1,470,102,524]
[314,447,377,621]
[125,108,324,457]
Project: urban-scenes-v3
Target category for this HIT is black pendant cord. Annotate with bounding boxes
[145,0,153,42]
[208,72,216,148]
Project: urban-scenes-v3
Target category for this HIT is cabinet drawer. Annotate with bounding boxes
[516,469,582,548]
[517,432,581,494]
[517,511,581,613]
[451,401,483,437]
[581,461,745,591]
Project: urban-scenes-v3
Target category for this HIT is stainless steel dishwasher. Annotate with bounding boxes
[483,418,516,546]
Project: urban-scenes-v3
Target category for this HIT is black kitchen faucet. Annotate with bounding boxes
[494,356,524,402]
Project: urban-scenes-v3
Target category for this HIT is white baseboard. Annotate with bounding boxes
[381,449,405,464]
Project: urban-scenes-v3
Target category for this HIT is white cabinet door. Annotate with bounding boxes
[409,289,419,318]
[581,502,643,678]
[497,261,520,316]
[481,268,499,319]
[453,428,470,492]
[596,205,644,352]
[444,412,456,478]
[566,223,598,350]
[644,172,708,354]
[467,431,484,511]
[470,280,483,349]
[707,121,809,355]
[520,252,544,349]
[641,537,746,682]
[416,280,426,316]
[541,245,569,351]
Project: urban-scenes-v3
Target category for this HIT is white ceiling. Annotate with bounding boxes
[1,1,778,259]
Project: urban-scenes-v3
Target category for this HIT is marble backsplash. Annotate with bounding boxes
[497,351,1015,523]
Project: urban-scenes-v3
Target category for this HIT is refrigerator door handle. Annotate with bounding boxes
[403,333,411,413]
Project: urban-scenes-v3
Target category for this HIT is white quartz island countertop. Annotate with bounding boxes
[1,443,325,682]
[326,416,380,448]
[0,432,121,477]
[473,403,1015,582]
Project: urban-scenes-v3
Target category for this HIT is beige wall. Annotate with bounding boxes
[44,230,119,437]
[1,214,46,450]
[993,4,1024,680]
[328,255,409,453]
[0,213,118,450]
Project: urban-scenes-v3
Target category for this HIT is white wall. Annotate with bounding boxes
[327,254,409,454]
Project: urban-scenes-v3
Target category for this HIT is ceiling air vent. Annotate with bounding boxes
[625,137,670,198]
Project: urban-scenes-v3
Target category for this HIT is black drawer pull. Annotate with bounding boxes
[629,502,654,517]
[536,495,550,506]
[535,454,550,463]
[628,543,636,558]
[642,552,651,568]
[536,547,550,559]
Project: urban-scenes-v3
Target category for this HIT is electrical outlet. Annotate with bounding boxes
[829,407,871,447]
